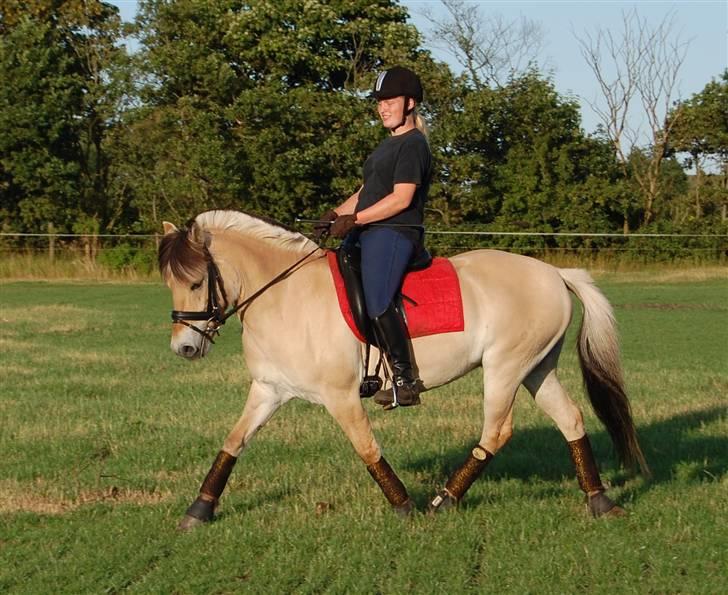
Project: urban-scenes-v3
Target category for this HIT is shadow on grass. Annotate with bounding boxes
[403,405,726,508]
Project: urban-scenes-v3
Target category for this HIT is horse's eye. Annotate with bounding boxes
[191,281,203,291]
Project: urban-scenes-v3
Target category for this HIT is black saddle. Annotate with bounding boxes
[336,244,433,345]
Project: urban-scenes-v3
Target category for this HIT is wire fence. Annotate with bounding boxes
[1,229,726,272]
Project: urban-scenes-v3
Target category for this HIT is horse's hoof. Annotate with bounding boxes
[177,514,207,531]
[177,496,216,530]
[393,498,415,517]
[428,490,457,514]
[587,491,626,518]
[603,505,627,517]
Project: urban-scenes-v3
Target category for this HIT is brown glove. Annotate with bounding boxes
[313,209,338,240]
[329,214,358,238]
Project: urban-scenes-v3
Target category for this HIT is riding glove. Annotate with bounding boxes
[329,214,358,239]
[313,209,338,240]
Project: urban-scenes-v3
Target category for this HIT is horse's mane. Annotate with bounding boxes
[195,210,318,253]
[158,209,318,282]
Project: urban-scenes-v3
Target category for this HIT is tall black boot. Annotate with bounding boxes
[371,303,422,407]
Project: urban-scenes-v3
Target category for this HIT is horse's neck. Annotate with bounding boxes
[212,230,313,301]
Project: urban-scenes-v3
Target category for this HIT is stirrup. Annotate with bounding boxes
[360,375,382,399]
[374,378,423,409]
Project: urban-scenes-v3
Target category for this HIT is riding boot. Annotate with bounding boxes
[371,303,422,407]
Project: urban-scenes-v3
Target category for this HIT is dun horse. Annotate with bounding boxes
[159,210,649,529]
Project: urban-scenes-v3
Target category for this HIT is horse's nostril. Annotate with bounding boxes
[180,344,198,358]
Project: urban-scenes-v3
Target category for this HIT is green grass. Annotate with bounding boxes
[0,276,726,593]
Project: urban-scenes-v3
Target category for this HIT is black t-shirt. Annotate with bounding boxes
[355,128,432,246]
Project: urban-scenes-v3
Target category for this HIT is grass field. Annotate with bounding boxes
[1,273,726,593]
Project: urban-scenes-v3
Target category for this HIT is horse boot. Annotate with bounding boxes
[371,303,423,408]
[567,435,626,518]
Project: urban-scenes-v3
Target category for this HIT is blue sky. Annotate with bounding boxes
[109,0,727,136]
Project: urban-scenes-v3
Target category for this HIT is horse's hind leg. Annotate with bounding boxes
[178,380,282,530]
[523,351,625,518]
[429,365,520,512]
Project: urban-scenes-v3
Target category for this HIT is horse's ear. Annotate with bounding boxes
[162,221,178,235]
[189,221,210,247]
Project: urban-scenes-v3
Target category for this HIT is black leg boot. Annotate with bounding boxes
[371,303,423,407]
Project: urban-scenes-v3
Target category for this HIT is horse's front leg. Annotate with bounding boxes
[325,394,414,517]
[178,380,281,530]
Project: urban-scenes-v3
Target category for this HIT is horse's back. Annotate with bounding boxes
[446,249,572,359]
[451,248,568,299]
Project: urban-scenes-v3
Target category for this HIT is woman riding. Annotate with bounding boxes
[316,66,432,407]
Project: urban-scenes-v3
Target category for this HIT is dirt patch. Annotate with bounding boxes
[617,303,727,311]
[2,304,95,334]
[0,480,172,515]
[2,363,34,377]
[595,267,728,283]
[58,349,121,365]
[0,338,35,350]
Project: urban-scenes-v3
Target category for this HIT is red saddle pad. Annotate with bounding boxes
[327,251,464,343]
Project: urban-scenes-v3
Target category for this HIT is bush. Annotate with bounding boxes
[98,243,156,273]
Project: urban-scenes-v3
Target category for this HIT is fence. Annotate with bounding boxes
[424,229,728,264]
[1,229,726,277]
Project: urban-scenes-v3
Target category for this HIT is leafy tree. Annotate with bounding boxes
[669,71,728,221]
[0,18,83,231]
[0,1,129,233]
[125,0,432,230]
[429,72,623,245]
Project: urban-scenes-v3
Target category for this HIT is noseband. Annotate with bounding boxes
[170,244,321,344]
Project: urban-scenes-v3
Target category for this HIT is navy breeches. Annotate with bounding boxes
[347,227,415,319]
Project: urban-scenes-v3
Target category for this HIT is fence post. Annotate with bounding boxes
[48,222,55,262]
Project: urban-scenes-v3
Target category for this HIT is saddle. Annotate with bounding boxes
[328,246,464,344]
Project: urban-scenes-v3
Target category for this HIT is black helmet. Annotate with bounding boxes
[372,66,423,102]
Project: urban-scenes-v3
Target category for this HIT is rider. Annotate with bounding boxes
[316,66,432,407]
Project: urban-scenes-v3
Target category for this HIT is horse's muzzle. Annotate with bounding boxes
[175,342,202,359]
[171,327,212,359]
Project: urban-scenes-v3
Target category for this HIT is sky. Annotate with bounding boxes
[109,0,727,137]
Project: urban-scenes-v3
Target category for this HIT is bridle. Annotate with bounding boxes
[171,243,322,345]
[171,256,229,344]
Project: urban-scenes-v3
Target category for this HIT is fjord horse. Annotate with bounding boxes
[159,210,649,529]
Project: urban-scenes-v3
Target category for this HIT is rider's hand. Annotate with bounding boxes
[313,209,338,241]
[329,214,358,239]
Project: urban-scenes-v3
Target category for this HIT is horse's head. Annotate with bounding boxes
[159,220,228,359]
[159,210,322,360]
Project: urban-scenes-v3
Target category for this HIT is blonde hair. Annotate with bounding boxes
[414,110,428,138]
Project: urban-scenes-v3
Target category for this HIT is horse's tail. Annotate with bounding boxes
[558,268,651,477]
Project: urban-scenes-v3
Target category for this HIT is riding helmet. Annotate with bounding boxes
[372,66,423,102]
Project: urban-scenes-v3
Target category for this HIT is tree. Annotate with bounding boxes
[125,0,434,230]
[576,9,690,228]
[0,1,129,233]
[419,0,544,90]
[0,18,83,231]
[669,71,728,221]
[428,72,624,245]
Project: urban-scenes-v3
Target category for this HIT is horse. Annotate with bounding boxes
[158,209,649,530]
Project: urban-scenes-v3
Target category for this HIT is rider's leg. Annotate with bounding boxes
[371,302,422,406]
[360,228,421,407]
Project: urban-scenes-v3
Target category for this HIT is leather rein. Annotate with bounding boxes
[171,244,322,344]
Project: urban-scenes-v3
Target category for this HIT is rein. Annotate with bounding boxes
[171,244,322,344]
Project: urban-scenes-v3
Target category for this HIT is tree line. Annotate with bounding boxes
[1,0,726,256]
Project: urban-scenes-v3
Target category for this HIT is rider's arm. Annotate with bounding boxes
[334,186,363,216]
[354,183,416,225]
